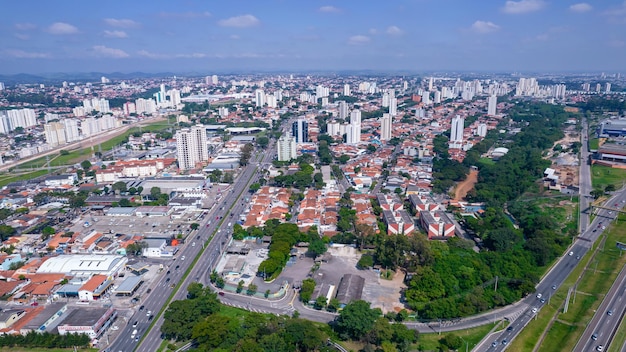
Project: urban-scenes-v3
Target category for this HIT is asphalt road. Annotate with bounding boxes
[103,145,273,352]
[573,265,626,352]
[479,190,626,352]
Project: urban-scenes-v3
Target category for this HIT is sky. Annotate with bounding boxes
[2,0,626,74]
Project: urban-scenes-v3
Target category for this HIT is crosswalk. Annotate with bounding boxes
[221,301,295,315]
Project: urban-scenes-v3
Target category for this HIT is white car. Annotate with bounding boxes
[181,256,185,261]
[532,307,538,313]
[536,293,542,299]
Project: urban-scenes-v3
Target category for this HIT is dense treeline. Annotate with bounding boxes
[578,97,626,114]
[0,331,90,348]
[376,102,576,319]
[467,103,569,206]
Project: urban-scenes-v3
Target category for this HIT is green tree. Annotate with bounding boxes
[80,160,92,171]
[605,184,616,193]
[357,254,375,269]
[335,300,381,341]
[236,280,245,293]
[247,284,258,295]
[439,333,463,350]
[299,278,316,302]
[150,186,162,199]
[314,296,327,310]
[190,223,200,230]
[257,136,269,148]
[112,181,127,194]
[118,198,131,207]
[308,240,327,258]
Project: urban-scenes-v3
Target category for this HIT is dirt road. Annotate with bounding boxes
[454,169,478,201]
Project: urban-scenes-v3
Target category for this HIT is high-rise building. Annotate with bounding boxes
[487,95,497,116]
[421,92,430,105]
[292,119,308,143]
[606,83,612,93]
[176,125,209,170]
[434,90,441,104]
[0,82,5,91]
[63,119,80,143]
[211,75,218,85]
[596,83,602,92]
[338,101,349,120]
[343,84,351,96]
[6,108,37,129]
[277,133,297,161]
[44,122,67,147]
[346,110,362,144]
[255,89,266,107]
[428,77,434,91]
[380,113,392,141]
[266,94,277,108]
[450,115,465,149]
[389,97,398,116]
[382,92,390,107]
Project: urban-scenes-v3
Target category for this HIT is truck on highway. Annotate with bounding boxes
[131,329,137,338]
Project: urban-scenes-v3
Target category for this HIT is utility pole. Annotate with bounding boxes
[495,276,498,292]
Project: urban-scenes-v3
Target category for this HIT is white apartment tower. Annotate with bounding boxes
[44,122,67,147]
[338,101,349,120]
[346,110,362,144]
[380,113,392,141]
[176,125,209,170]
[450,115,465,149]
[487,95,497,116]
[606,83,612,93]
[343,84,351,96]
[277,133,297,161]
[63,119,80,143]
[389,96,398,116]
[255,89,266,107]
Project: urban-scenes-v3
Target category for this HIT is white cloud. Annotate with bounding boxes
[175,53,207,58]
[470,20,501,33]
[103,30,128,38]
[4,49,50,58]
[319,5,340,13]
[386,26,404,36]
[502,0,545,14]
[93,45,129,58]
[14,33,30,40]
[15,23,36,31]
[230,34,240,40]
[47,22,79,35]
[104,18,139,28]
[348,35,370,45]
[218,14,260,28]
[158,11,211,19]
[138,50,168,59]
[569,3,592,13]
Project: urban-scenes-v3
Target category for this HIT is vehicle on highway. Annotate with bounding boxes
[147,288,151,294]
[166,277,170,282]
[132,321,138,328]
[148,314,154,321]
[131,329,138,337]
[491,341,498,347]
[536,293,542,299]
[192,242,195,247]
[218,291,225,296]
[181,256,186,261]
[197,235,200,239]
[552,285,556,290]
[540,298,545,303]
[569,251,574,256]
[147,310,151,316]
[175,265,179,270]
[139,305,144,310]
[166,270,170,275]
[597,345,604,351]
[506,326,513,332]
[532,307,538,313]
[502,339,508,345]
[591,333,598,340]
[607,310,613,316]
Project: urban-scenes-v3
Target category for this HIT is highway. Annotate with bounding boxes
[573,266,626,352]
[105,143,275,352]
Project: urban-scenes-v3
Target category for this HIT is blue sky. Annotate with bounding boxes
[2,0,626,74]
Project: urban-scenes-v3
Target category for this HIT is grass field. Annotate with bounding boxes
[14,118,174,171]
[416,323,497,351]
[508,212,626,352]
[0,169,50,188]
[591,165,626,190]
[589,138,599,150]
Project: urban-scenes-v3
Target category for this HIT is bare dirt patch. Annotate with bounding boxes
[454,169,478,201]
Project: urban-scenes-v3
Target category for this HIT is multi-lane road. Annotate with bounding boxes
[106,143,275,352]
[478,120,626,351]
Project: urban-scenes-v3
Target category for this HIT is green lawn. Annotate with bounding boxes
[0,170,50,187]
[589,138,599,151]
[591,165,626,190]
[416,322,497,351]
[478,157,496,166]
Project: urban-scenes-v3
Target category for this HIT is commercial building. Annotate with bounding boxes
[36,255,127,277]
[292,119,308,143]
[57,307,116,340]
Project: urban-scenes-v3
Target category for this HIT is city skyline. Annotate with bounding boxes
[2,0,626,74]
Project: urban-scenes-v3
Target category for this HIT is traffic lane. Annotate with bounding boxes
[575,267,626,352]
